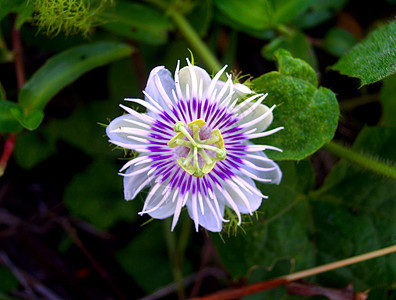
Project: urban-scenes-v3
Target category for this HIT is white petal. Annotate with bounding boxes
[214,174,261,214]
[123,162,152,200]
[242,145,282,184]
[179,65,211,100]
[236,103,273,133]
[186,181,225,232]
[215,81,253,103]
[145,180,178,219]
[144,66,176,115]
[106,114,151,146]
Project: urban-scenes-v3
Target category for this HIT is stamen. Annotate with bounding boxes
[168,119,227,177]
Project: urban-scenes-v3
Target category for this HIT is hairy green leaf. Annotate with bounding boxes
[101,2,173,45]
[332,21,396,86]
[253,49,339,160]
[17,41,133,130]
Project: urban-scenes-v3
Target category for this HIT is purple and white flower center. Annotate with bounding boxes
[168,119,227,178]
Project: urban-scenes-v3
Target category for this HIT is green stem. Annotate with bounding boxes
[163,219,184,299]
[322,141,396,180]
[166,9,222,72]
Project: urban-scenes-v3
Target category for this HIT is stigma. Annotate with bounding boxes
[168,119,227,177]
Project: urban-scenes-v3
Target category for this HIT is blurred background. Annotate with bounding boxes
[0,0,395,299]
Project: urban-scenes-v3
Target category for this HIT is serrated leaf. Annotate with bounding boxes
[252,49,339,160]
[0,100,22,133]
[213,0,273,31]
[332,21,396,86]
[64,160,139,230]
[17,41,133,130]
[101,2,173,45]
[213,161,316,279]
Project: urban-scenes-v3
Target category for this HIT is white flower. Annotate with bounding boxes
[106,59,283,232]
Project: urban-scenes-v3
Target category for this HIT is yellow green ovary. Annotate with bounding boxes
[168,119,227,177]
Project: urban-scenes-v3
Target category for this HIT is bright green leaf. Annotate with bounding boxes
[17,41,133,130]
[252,49,339,160]
[213,0,273,31]
[380,74,396,127]
[0,100,22,133]
[101,2,173,45]
[323,27,358,57]
[213,161,316,279]
[64,160,139,230]
[332,21,396,86]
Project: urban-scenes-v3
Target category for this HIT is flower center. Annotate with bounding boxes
[167,119,227,177]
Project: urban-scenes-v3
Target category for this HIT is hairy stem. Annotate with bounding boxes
[322,141,396,180]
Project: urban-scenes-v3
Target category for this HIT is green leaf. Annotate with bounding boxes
[187,0,213,37]
[252,49,339,160]
[17,41,133,130]
[116,221,173,292]
[311,127,396,295]
[0,0,25,22]
[332,21,396,86]
[13,126,56,169]
[101,2,173,45]
[380,74,396,127]
[262,32,318,69]
[10,106,44,131]
[292,0,348,29]
[214,128,396,297]
[323,27,358,57]
[213,161,316,279]
[268,0,317,25]
[213,0,273,31]
[64,160,139,230]
[0,101,22,133]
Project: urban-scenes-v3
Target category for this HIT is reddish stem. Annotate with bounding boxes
[0,133,16,176]
[0,16,25,177]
